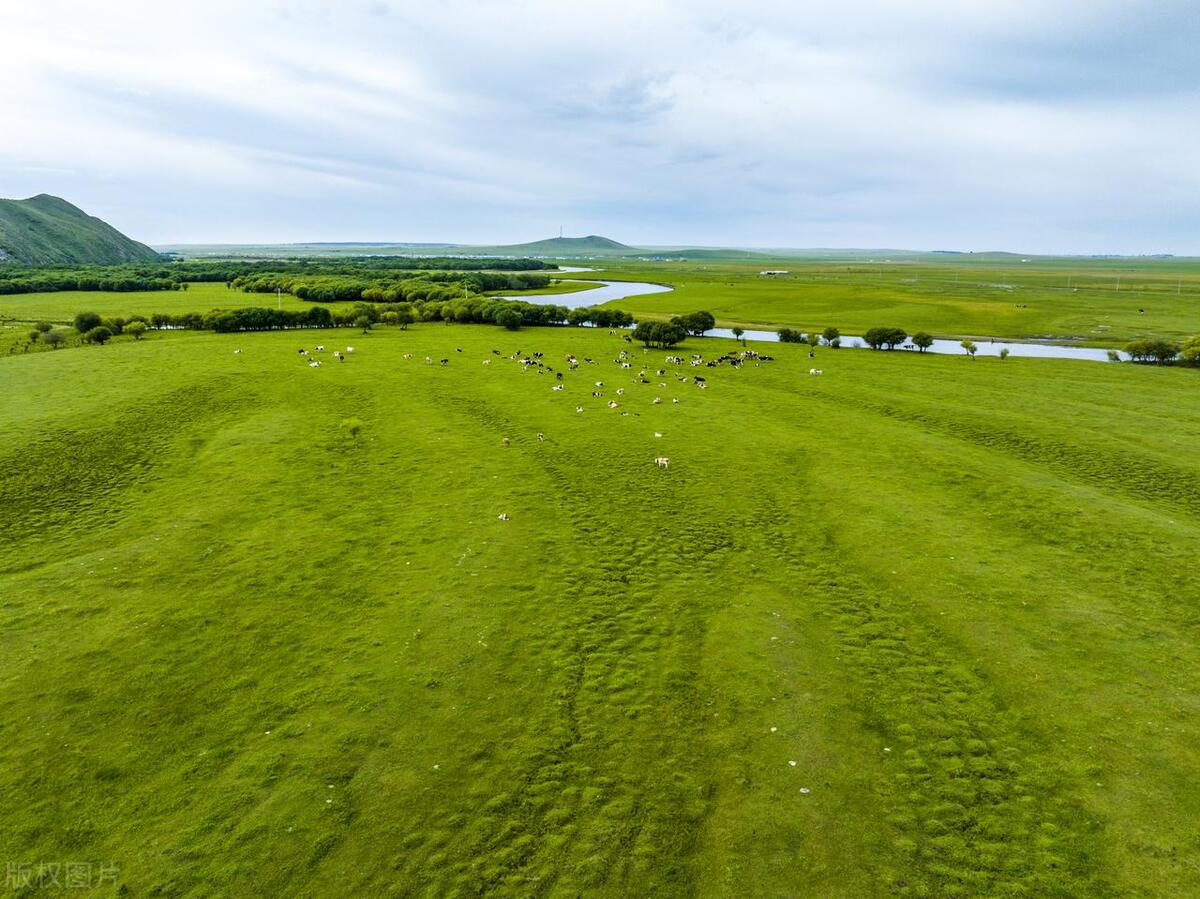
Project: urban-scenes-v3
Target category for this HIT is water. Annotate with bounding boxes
[510,277,1125,362]
[500,278,672,310]
[706,329,1125,361]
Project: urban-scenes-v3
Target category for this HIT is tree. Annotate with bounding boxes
[74,311,102,333]
[633,321,687,348]
[864,327,907,350]
[181,282,190,291]
[1179,335,1200,364]
[680,310,715,336]
[1125,338,1179,363]
[395,309,415,330]
[42,330,65,350]
[829,337,841,349]
[732,326,745,345]
[998,347,1010,360]
[84,326,112,345]
[354,315,372,333]
[806,333,820,350]
[341,417,364,440]
[125,321,148,340]
[912,332,934,352]
[961,339,977,358]
[28,330,40,343]
[34,321,52,333]
[496,309,523,330]
[777,328,804,343]
[1106,349,1122,363]
[822,326,840,344]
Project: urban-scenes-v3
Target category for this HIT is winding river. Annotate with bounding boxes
[501,267,1127,362]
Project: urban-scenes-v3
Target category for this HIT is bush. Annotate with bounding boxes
[42,330,65,349]
[74,311,102,333]
[822,326,840,344]
[125,321,148,340]
[633,321,687,348]
[496,309,523,330]
[1125,338,1179,364]
[777,328,805,343]
[1179,335,1200,365]
[912,332,934,352]
[34,321,52,333]
[84,326,113,345]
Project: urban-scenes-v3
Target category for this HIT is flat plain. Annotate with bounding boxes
[2,319,1199,896]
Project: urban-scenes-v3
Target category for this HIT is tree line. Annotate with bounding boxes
[0,257,552,296]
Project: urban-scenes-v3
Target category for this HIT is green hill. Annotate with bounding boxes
[0,194,160,265]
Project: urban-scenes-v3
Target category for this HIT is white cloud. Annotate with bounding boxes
[0,0,1196,251]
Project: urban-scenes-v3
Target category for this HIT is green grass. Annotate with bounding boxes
[2,324,1198,895]
[0,282,313,324]
[575,260,1200,344]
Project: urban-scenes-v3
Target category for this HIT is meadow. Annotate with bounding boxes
[2,322,1199,896]
[570,259,1200,344]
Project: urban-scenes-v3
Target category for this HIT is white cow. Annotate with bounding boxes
[654,457,670,469]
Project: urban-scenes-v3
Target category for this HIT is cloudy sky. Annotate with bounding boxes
[2,1,1197,252]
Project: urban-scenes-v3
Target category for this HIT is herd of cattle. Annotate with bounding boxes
[274,338,784,482]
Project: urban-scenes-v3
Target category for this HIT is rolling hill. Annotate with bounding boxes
[0,194,160,265]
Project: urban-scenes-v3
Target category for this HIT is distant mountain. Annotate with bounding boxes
[0,194,160,265]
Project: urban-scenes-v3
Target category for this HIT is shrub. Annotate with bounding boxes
[42,330,65,349]
[1179,335,1200,365]
[496,309,523,330]
[341,417,364,439]
[125,321,148,340]
[34,321,52,333]
[777,328,804,343]
[74,311,102,333]
[84,326,113,345]
[1125,338,1179,364]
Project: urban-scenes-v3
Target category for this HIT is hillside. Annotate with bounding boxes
[0,194,160,265]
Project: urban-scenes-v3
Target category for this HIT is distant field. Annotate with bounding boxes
[0,282,312,323]
[2,325,1199,895]
[573,260,1200,344]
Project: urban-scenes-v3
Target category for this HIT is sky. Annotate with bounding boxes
[2,0,1198,253]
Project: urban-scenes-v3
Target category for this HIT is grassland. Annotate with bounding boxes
[571,260,1200,344]
[2,322,1198,896]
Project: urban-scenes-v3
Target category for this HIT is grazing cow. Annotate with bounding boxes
[316,345,325,351]
[309,360,321,368]
[334,352,345,361]
[483,359,491,366]
[552,384,564,391]
[654,457,670,469]
[440,359,449,366]
[492,349,501,355]
[498,513,510,521]
[298,348,307,355]
[555,371,563,380]
[576,406,584,413]
[456,348,463,353]
[595,381,604,388]
[537,433,545,442]
[233,349,242,355]
[502,437,511,446]
[654,432,663,438]
[608,400,619,409]
[346,347,354,353]
[592,391,603,397]
[425,356,433,365]
[672,397,680,404]
[403,353,412,359]
[616,388,624,396]
[809,368,822,376]
[652,397,662,405]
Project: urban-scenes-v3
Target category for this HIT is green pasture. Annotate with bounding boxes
[2,324,1198,896]
[575,261,1200,344]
